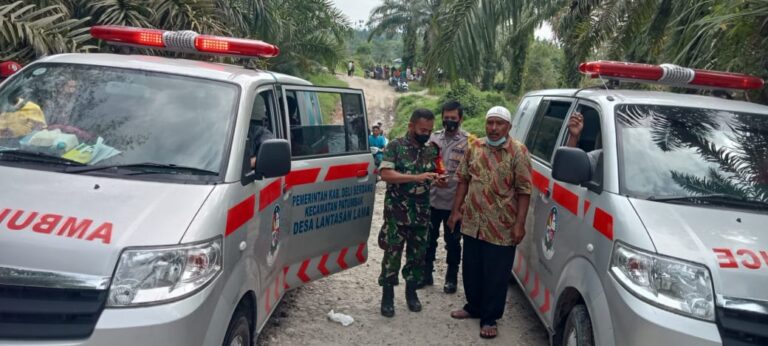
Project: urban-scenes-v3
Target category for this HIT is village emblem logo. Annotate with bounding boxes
[267,205,281,266]
[542,206,558,260]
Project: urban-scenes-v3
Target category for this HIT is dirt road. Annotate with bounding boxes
[256,76,548,346]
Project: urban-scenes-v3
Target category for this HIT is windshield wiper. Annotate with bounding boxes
[0,149,85,166]
[648,194,768,209]
[65,162,219,176]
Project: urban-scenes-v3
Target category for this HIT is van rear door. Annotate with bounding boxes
[278,85,375,289]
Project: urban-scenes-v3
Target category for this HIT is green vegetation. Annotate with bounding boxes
[389,94,440,139]
[0,0,351,78]
[363,0,768,105]
[306,74,349,89]
[306,74,349,124]
[390,80,517,139]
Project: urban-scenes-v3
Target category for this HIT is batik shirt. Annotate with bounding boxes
[457,136,533,246]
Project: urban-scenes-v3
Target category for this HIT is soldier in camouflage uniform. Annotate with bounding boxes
[377,108,446,317]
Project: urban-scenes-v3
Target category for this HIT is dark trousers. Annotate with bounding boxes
[425,208,462,280]
[462,235,516,326]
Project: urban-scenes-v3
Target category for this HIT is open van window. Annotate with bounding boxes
[615,104,768,208]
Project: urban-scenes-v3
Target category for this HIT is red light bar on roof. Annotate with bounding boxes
[578,61,764,90]
[90,25,280,58]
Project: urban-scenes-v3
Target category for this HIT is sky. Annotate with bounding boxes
[331,0,555,41]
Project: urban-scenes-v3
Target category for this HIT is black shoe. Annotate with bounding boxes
[380,285,395,317]
[416,272,434,289]
[405,283,422,312]
[443,281,457,294]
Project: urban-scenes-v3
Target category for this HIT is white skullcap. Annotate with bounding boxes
[486,106,512,123]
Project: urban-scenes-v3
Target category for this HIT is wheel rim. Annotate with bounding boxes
[566,329,577,346]
[230,334,244,346]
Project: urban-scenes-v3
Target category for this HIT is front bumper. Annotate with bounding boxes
[0,279,225,346]
[604,274,721,346]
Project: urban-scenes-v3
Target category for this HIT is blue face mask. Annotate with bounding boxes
[486,136,507,147]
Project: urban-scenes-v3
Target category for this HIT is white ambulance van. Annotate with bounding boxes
[509,61,767,346]
[0,26,375,345]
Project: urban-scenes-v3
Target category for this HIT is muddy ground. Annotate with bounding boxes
[256,75,548,346]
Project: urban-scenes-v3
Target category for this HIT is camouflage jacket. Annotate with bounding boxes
[379,136,439,224]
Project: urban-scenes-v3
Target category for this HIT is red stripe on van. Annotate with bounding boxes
[552,183,579,215]
[523,264,531,286]
[337,247,349,269]
[532,170,549,193]
[583,200,591,216]
[325,162,370,181]
[593,208,614,240]
[285,168,321,190]
[530,273,540,299]
[264,286,271,313]
[318,253,330,276]
[258,179,282,212]
[283,266,290,289]
[225,195,255,236]
[297,259,311,283]
[355,243,367,263]
[538,289,551,314]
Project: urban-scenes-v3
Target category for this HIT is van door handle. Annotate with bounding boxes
[540,189,551,202]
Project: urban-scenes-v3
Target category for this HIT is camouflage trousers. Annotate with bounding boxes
[377,211,430,286]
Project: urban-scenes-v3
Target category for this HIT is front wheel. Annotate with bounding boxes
[561,304,594,346]
[223,306,252,346]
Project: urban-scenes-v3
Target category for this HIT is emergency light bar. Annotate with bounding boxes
[90,25,280,58]
[578,61,764,90]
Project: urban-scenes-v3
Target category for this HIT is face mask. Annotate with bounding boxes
[486,136,507,147]
[443,120,459,132]
[414,133,431,144]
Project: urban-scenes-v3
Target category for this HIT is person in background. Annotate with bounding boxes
[377,109,446,318]
[420,101,472,294]
[447,106,532,339]
[369,125,387,167]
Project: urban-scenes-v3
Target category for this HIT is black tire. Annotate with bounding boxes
[223,306,252,346]
[561,304,594,346]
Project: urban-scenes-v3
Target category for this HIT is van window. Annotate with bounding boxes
[563,104,603,182]
[285,90,367,158]
[244,89,277,169]
[525,100,572,163]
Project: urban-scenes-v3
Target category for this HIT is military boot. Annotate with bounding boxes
[443,265,458,294]
[405,282,422,312]
[380,285,395,317]
[417,261,434,289]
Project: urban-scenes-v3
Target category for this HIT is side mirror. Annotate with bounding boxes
[552,147,592,186]
[242,139,291,185]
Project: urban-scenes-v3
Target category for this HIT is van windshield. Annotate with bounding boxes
[615,104,768,206]
[0,63,238,180]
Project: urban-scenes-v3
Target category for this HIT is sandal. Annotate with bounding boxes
[480,325,498,339]
[450,309,473,319]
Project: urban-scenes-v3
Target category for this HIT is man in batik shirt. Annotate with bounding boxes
[447,106,532,339]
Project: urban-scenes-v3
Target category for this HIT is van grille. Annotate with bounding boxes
[716,307,768,346]
[0,283,107,339]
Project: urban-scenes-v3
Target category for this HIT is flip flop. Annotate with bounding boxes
[480,325,498,339]
[450,309,473,319]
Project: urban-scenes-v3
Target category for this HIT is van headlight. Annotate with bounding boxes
[610,242,714,321]
[107,237,222,307]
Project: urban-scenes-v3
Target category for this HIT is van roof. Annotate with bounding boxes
[33,53,311,86]
[525,88,768,115]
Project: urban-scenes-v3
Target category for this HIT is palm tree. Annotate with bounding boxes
[366,0,439,70]
[422,0,562,92]
[0,1,94,62]
[1,0,351,78]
